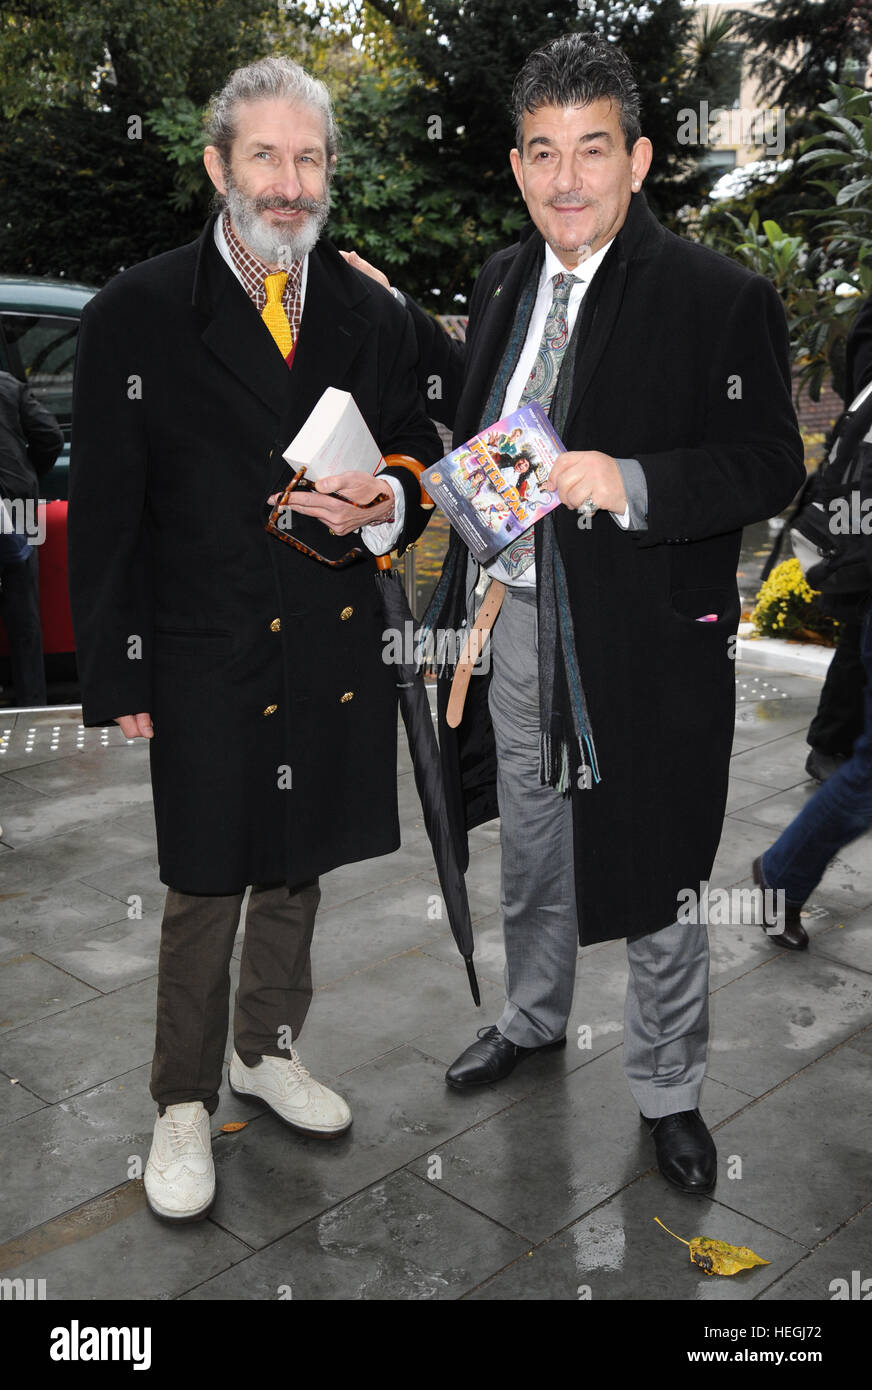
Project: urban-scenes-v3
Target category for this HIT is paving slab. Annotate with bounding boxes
[35,912,163,992]
[404,1046,752,1247]
[0,1071,157,1243]
[0,1072,47,1127]
[708,950,872,1097]
[420,906,507,985]
[205,1045,519,1249]
[464,1176,806,1300]
[0,820,158,897]
[309,880,444,986]
[729,735,818,790]
[0,977,158,1104]
[272,948,504,1082]
[0,952,99,1032]
[759,1204,872,1302]
[701,1045,872,1246]
[813,908,872,975]
[0,1189,252,1302]
[725,775,786,815]
[182,1168,528,1301]
[0,882,131,961]
[79,853,165,919]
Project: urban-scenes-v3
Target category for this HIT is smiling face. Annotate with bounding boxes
[204,98,334,267]
[509,98,652,268]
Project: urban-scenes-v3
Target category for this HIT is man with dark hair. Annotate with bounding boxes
[69,55,440,1222]
[348,31,804,1193]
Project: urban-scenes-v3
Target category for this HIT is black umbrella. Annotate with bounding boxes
[375,553,480,1005]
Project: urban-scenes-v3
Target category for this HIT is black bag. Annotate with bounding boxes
[790,381,872,598]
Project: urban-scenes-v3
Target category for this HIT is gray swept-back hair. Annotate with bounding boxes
[511,32,641,154]
[206,55,338,175]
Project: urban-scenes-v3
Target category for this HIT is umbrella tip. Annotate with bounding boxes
[465,957,481,1007]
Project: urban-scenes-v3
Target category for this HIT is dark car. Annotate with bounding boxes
[0,276,97,670]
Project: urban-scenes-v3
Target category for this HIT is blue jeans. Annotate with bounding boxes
[762,603,872,903]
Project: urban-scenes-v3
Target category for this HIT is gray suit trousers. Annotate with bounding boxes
[488,587,709,1117]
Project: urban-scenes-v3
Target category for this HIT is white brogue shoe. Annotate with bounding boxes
[144,1101,215,1221]
[229,1049,352,1137]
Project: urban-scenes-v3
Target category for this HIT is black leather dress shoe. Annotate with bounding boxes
[752,855,809,950]
[643,1109,717,1194]
[445,1025,566,1089]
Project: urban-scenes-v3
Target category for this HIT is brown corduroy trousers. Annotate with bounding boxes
[150,880,320,1115]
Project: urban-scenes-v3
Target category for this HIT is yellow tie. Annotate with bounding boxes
[261,272,293,358]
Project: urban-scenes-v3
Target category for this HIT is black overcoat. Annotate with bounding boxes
[68,216,441,894]
[409,193,806,945]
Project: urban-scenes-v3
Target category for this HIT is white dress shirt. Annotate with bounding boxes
[485,237,622,589]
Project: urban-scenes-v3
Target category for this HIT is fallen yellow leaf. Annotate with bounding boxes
[655,1217,770,1277]
[220,1121,248,1132]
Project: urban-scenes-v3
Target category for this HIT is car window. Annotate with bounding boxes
[0,313,79,432]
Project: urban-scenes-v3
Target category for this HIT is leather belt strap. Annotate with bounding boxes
[446,580,506,728]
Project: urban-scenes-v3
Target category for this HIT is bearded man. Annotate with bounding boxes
[68,55,440,1222]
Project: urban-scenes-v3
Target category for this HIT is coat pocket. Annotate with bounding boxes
[668,586,739,628]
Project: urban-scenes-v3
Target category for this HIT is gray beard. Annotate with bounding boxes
[224,181,330,265]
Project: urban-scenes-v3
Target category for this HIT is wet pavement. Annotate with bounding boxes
[0,654,870,1311]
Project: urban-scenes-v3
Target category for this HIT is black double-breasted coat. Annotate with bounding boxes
[68,216,441,894]
[408,193,806,945]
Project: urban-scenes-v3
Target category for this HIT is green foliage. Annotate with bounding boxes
[311,0,744,303]
[722,210,868,400]
[725,0,871,115]
[146,99,213,214]
[327,63,503,306]
[700,83,872,402]
[798,83,872,254]
[0,104,204,283]
[0,0,302,115]
[0,0,754,304]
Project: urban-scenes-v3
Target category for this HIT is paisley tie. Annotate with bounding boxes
[500,271,579,578]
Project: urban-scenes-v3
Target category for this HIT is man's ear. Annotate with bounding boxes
[509,147,525,198]
[203,145,227,196]
[630,137,653,188]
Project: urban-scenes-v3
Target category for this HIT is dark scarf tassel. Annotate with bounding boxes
[538,513,601,793]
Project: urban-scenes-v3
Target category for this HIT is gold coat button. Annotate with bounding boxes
[270,618,281,633]
[340,691,354,704]
[340,606,353,621]
[263,704,278,716]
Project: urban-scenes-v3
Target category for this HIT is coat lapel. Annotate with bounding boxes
[193,217,292,417]
[192,218,374,494]
[265,241,373,495]
[458,229,544,439]
[561,193,663,439]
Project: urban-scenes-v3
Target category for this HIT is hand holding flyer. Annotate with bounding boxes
[421,403,566,564]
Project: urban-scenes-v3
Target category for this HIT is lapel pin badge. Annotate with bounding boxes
[493,284,502,298]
